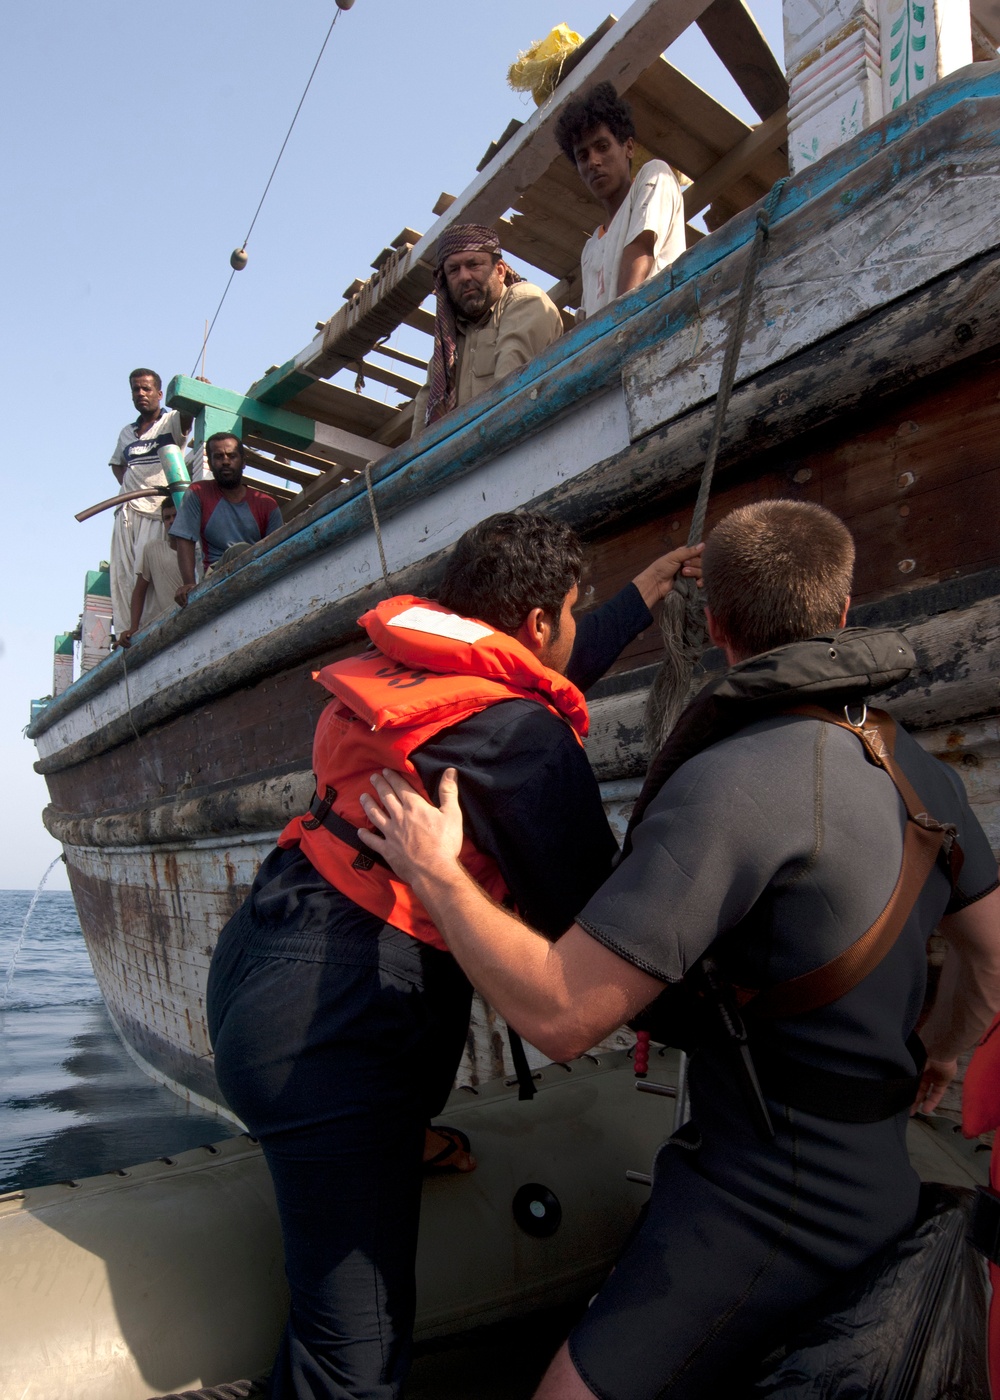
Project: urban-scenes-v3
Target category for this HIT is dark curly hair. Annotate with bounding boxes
[555,81,636,164]
[438,512,583,636]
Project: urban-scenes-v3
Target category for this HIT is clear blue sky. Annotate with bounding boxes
[0,1,784,892]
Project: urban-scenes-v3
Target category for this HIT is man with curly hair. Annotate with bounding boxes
[207,510,702,1398]
[555,81,685,319]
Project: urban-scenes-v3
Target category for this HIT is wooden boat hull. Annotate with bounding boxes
[28,65,1000,1117]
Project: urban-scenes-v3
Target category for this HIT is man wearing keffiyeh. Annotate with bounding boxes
[411,223,564,435]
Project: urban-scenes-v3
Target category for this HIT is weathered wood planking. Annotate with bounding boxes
[65,841,533,1108]
[497,215,580,281]
[349,358,421,399]
[583,348,1000,674]
[683,106,788,218]
[242,448,320,489]
[586,605,1000,781]
[41,563,1000,843]
[66,840,266,1106]
[696,0,789,121]
[44,578,1000,845]
[69,253,1000,765]
[626,99,1000,440]
[256,0,717,402]
[500,207,589,269]
[540,246,1000,547]
[371,342,427,373]
[627,58,786,221]
[512,177,601,240]
[285,379,401,436]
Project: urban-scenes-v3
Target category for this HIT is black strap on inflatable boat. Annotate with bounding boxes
[507,1027,537,1101]
[303,786,390,871]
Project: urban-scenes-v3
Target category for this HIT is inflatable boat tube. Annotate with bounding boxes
[0,1049,680,1400]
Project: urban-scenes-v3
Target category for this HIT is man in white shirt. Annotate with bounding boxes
[555,81,685,320]
[108,368,194,632]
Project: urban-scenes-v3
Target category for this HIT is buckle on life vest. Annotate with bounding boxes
[302,786,390,871]
[302,785,337,831]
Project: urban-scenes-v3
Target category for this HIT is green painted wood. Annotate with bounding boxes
[194,406,244,445]
[84,567,111,598]
[248,364,317,408]
[158,443,192,510]
[167,375,317,452]
[54,634,74,656]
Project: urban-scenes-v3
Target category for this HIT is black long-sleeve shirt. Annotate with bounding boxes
[255,584,654,939]
[410,584,652,934]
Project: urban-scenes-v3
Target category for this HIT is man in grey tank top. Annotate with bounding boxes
[361,500,1000,1400]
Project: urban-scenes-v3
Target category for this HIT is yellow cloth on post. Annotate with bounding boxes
[508,25,584,106]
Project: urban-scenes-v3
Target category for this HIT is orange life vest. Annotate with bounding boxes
[278,594,589,951]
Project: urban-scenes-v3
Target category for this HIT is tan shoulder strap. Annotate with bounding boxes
[740,705,963,1020]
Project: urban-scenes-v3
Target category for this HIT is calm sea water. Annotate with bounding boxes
[0,887,238,1193]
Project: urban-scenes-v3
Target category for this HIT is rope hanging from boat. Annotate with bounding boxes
[189,1,355,376]
[644,177,788,754]
[364,461,391,589]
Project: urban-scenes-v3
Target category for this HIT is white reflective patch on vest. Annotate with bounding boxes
[387,607,493,644]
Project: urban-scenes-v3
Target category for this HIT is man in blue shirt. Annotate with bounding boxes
[170,432,282,605]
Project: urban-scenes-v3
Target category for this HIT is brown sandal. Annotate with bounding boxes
[422,1124,476,1175]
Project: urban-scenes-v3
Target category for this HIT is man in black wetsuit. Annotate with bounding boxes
[206,511,702,1400]
[363,500,1000,1400]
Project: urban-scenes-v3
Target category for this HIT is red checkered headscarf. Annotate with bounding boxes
[424,224,522,427]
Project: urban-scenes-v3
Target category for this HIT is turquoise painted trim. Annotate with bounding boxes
[167,375,317,451]
[29,64,1000,738]
[54,634,74,656]
[159,443,192,510]
[84,567,111,598]
[194,406,243,445]
[248,364,316,408]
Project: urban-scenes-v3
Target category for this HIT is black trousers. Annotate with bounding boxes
[207,849,473,1400]
[568,1050,920,1399]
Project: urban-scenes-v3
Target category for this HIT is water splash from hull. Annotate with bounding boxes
[2,855,63,1004]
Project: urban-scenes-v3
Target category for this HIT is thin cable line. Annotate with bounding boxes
[190,5,344,374]
[240,6,342,253]
[191,270,236,377]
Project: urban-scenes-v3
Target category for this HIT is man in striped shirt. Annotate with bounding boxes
[108,367,194,632]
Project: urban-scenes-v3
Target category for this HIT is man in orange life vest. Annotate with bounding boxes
[169,432,282,604]
[206,512,702,1399]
